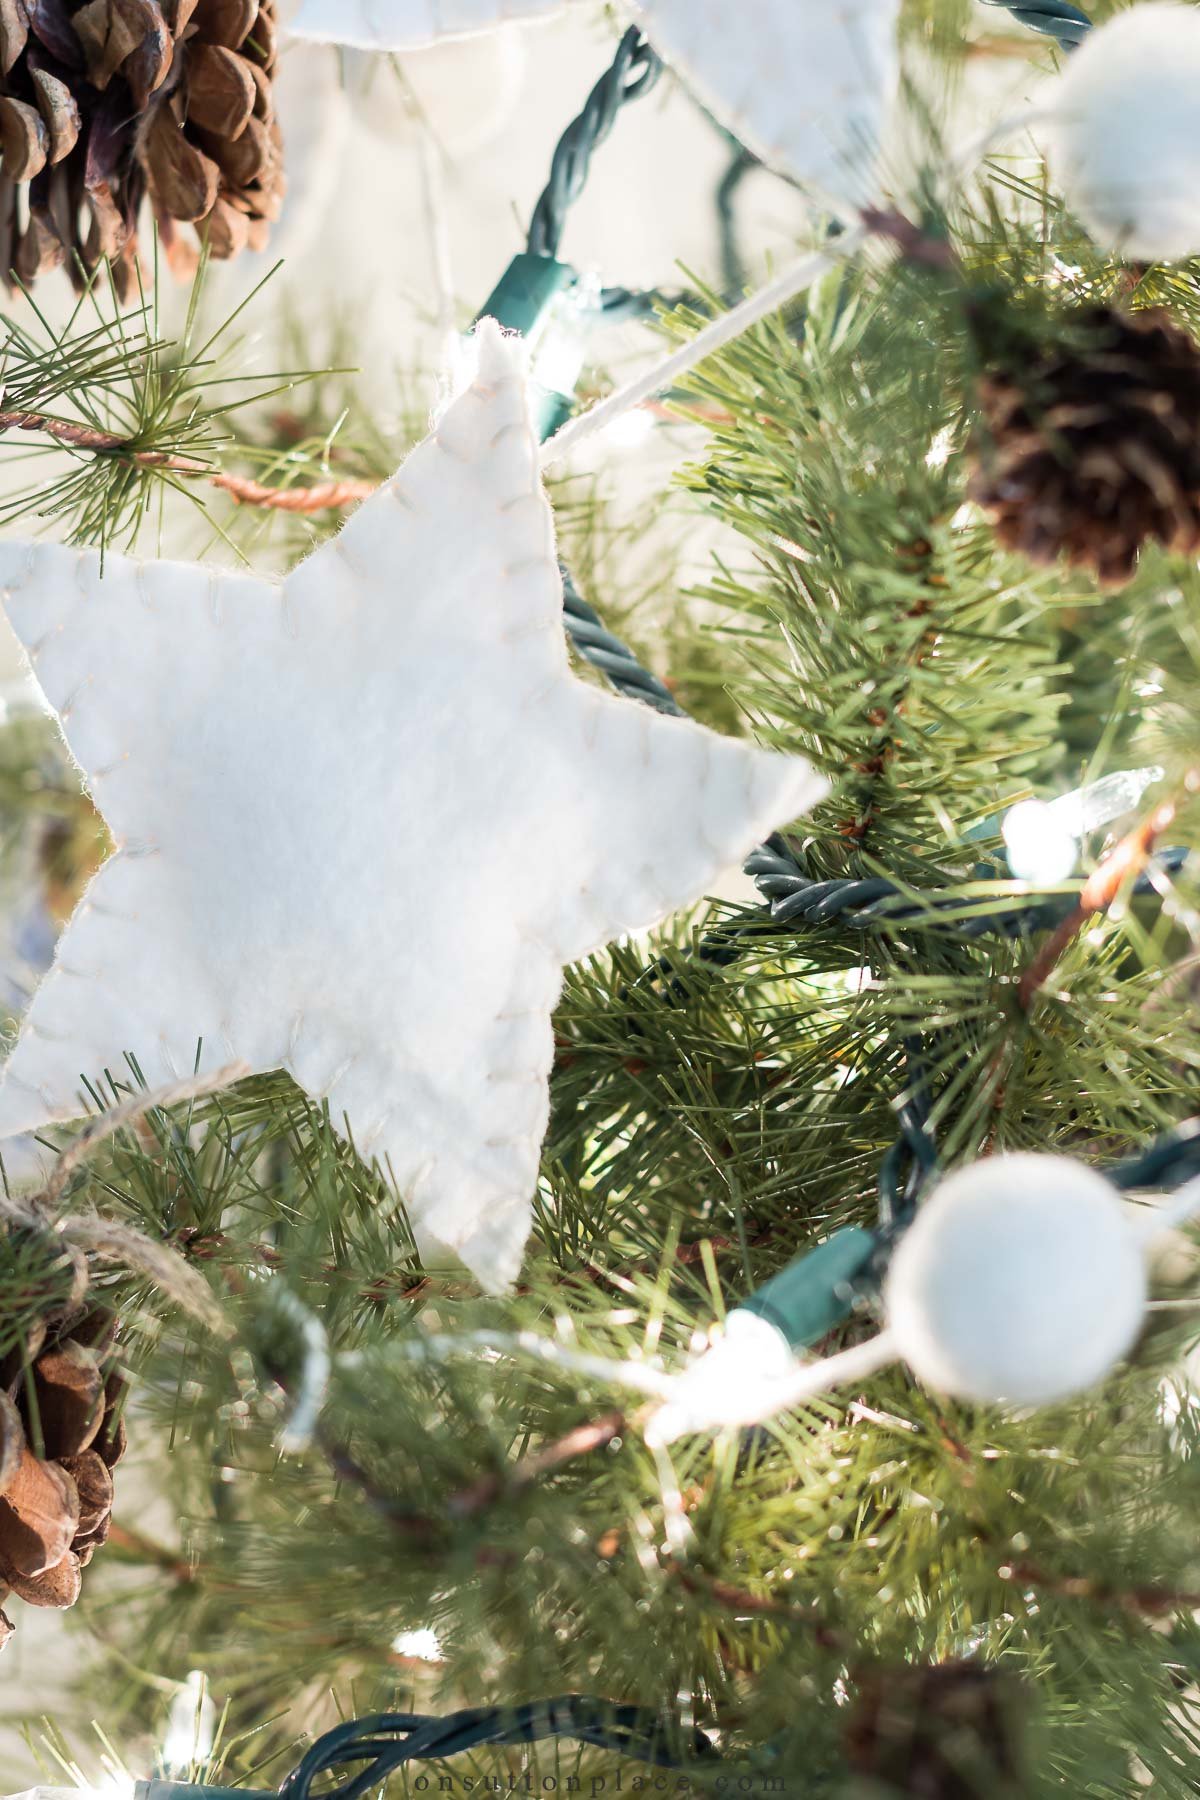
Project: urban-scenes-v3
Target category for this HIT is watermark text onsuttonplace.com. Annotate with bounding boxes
[391,1776,791,1796]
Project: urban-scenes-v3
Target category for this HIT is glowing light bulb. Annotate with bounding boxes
[645,1225,879,1445]
[601,406,656,452]
[161,1670,216,1774]
[391,1626,443,1661]
[644,1308,795,1447]
[530,315,587,401]
[1001,799,1077,885]
[529,272,599,404]
[644,1165,1200,1443]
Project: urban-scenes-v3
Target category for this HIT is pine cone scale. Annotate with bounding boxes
[195,0,257,50]
[6,1546,82,1607]
[143,100,219,220]
[186,41,255,138]
[0,1304,126,1647]
[32,1339,106,1455]
[30,65,81,162]
[0,93,47,179]
[0,1446,80,1577]
[72,0,163,92]
[59,1448,113,1535]
[0,1391,22,1493]
[28,1,88,70]
[0,0,27,75]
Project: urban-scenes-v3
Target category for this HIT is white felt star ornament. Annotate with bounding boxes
[0,323,825,1290]
[287,0,900,207]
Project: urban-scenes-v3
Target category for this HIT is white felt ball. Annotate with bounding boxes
[885,1154,1146,1405]
[1048,2,1200,262]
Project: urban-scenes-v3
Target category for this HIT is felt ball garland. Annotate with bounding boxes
[647,1150,1200,1443]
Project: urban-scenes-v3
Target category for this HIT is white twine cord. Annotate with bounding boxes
[540,225,871,466]
[352,1327,677,1400]
[644,1327,900,1445]
[273,1289,333,1454]
[752,1327,899,1416]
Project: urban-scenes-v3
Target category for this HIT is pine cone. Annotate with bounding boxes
[844,1659,1026,1799]
[969,305,1200,587]
[0,1307,127,1645]
[0,0,283,295]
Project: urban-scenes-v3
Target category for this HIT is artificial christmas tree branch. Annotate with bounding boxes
[3,5,1200,1790]
[0,409,377,512]
[0,257,355,547]
[40,1065,248,1207]
[449,1408,626,1518]
[1003,1559,1200,1619]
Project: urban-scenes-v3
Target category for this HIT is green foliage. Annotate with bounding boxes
[0,255,364,557]
[5,8,1200,1794]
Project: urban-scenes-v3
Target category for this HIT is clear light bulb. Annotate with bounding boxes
[529,273,598,400]
[161,1670,216,1775]
[1001,799,1078,885]
[391,1626,443,1661]
[601,407,656,452]
[1002,765,1164,884]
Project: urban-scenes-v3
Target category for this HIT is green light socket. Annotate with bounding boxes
[739,1226,878,1351]
[476,251,577,340]
[473,251,579,444]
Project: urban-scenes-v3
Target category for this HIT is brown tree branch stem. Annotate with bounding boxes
[1004,1558,1200,1618]
[0,408,378,512]
[449,1410,626,1519]
[1018,784,1192,1009]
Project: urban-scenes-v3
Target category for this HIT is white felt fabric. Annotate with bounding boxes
[0,321,826,1291]
[633,0,899,209]
[286,0,900,205]
[288,0,566,48]
[885,1154,1147,1406]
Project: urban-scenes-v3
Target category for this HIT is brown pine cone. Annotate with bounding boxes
[844,1659,1027,1798]
[0,0,284,295]
[969,304,1200,587]
[0,1307,127,1646]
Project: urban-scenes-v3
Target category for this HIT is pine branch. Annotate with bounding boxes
[449,1410,626,1519]
[0,407,377,512]
[0,258,368,549]
[1004,1561,1200,1620]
